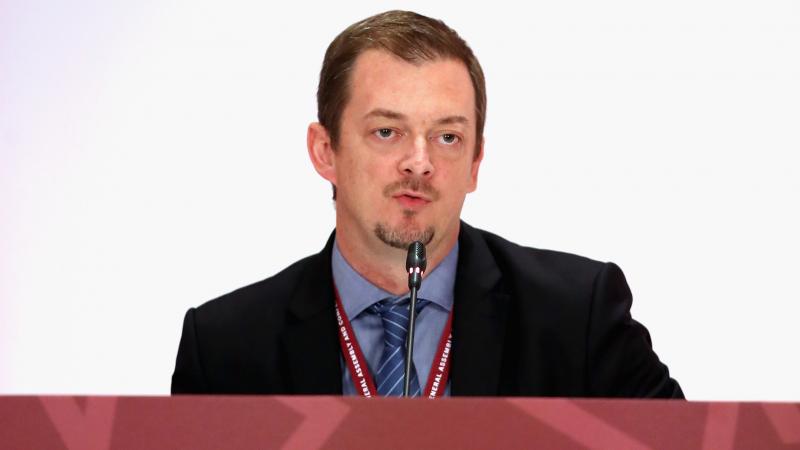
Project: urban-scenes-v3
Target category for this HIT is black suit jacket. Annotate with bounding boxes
[172,222,683,398]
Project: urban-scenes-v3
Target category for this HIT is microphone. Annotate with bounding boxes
[403,241,426,397]
[406,241,427,290]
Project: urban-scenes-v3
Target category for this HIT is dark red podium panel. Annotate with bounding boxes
[1,396,799,449]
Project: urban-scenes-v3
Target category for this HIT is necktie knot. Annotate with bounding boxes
[370,298,429,346]
[371,296,430,316]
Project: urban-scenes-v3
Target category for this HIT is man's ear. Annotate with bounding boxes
[307,122,337,185]
[468,137,484,193]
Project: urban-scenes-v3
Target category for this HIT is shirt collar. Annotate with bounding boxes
[331,239,458,319]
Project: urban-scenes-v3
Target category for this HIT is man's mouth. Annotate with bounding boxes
[393,192,431,209]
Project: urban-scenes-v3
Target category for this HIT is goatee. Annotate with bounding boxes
[374,222,434,250]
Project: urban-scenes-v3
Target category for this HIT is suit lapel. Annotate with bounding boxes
[451,222,510,396]
[279,232,343,395]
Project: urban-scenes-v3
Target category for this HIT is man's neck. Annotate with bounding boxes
[335,225,459,296]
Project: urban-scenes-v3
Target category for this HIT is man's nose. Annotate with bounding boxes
[399,135,434,177]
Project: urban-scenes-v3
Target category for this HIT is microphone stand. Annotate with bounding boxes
[403,241,426,397]
[404,271,420,397]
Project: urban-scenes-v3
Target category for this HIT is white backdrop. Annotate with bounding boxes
[1,0,798,400]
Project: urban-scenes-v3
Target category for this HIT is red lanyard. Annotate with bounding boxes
[334,287,452,398]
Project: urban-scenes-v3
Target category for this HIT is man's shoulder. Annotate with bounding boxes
[469,225,606,276]
[463,224,611,299]
[190,248,328,331]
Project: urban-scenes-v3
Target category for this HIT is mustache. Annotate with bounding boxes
[383,178,440,201]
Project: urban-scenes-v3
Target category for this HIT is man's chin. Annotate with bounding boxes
[373,222,435,250]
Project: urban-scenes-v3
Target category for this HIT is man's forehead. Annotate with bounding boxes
[350,49,467,81]
[347,50,476,123]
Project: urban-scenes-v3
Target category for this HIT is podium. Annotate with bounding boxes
[1,396,799,449]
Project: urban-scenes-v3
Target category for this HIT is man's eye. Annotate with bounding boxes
[375,128,395,139]
[438,133,460,145]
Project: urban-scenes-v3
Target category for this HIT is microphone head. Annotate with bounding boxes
[406,241,427,272]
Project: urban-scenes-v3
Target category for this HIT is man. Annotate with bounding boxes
[172,10,683,398]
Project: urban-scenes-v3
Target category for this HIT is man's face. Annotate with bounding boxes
[318,50,482,254]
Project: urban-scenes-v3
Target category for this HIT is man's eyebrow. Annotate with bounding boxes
[434,115,469,126]
[363,109,407,120]
[364,109,470,127]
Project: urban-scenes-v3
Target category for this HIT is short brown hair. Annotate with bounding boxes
[317,10,487,157]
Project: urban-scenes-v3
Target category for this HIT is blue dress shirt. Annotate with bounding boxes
[332,239,457,396]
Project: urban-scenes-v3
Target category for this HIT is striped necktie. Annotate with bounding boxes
[371,297,430,397]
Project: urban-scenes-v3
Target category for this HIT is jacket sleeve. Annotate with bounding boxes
[171,308,210,394]
[586,263,684,398]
